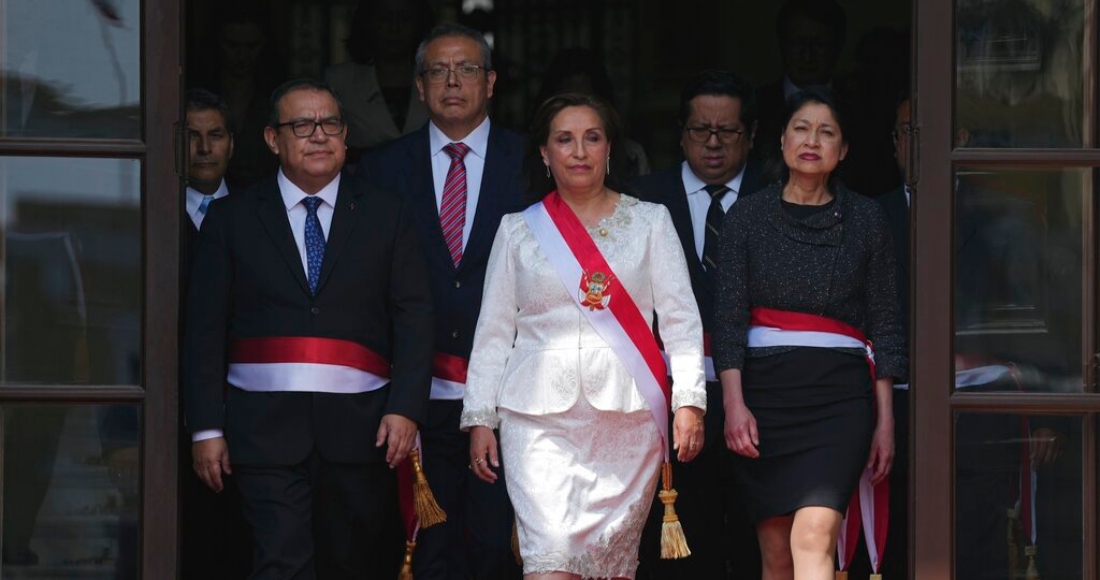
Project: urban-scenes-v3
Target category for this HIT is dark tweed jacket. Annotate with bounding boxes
[712,181,908,381]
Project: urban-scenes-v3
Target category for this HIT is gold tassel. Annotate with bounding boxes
[511,517,522,566]
[1024,545,1040,580]
[870,574,883,580]
[835,571,848,580]
[658,462,691,559]
[397,540,415,580]
[410,449,446,527]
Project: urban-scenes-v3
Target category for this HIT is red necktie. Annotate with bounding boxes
[440,142,470,266]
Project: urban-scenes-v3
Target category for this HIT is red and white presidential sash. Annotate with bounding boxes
[522,192,673,459]
[227,336,390,393]
[748,307,875,377]
[746,307,886,574]
[430,351,469,400]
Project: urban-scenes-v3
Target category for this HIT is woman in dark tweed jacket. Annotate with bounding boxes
[713,89,907,580]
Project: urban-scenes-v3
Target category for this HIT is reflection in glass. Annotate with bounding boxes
[955,0,1085,147]
[1,404,139,579]
[955,413,1082,580]
[954,168,1087,393]
[0,0,140,138]
[0,157,141,386]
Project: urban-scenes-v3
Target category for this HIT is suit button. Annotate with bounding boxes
[311,307,320,315]
[451,330,459,339]
[454,280,462,288]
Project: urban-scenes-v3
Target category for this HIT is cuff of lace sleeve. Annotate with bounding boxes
[671,390,707,414]
[459,409,500,431]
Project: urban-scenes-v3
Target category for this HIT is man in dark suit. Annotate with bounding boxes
[359,23,524,580]
[175,88,254,580]
[183,88,235,266]
[185,78,434,580]
[633,69,762,580]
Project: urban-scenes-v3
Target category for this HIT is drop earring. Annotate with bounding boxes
[545,164,551,179]
[606,155,611,176]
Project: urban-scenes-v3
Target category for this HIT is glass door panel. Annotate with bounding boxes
[0,403,139,579]
[953,167,1090,393]
[0,0,141,139]
[0,157,142,387]
[955,0,1088,147]
[955,412,1083,580]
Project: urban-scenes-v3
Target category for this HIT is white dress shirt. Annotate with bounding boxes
[278,169,339,275]
[428,117,491,248]
[185,180,230,229]
[192,170,339,444]
[681,162,745,262]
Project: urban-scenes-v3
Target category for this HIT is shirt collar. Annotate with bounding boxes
[185,180,229,215]
[278,169,341,211]
[428,116,491,160]
[681,161,746,197]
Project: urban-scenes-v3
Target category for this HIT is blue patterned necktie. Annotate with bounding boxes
[198,194,214,215]
[302,196,325,294]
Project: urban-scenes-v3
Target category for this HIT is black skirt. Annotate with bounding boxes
[734,347,874,523]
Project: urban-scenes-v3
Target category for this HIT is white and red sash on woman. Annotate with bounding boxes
[431,351,469,400]
[747,307,887,576]
[227,336,390,393]
[522,192,673,459]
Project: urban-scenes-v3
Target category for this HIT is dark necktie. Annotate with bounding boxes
[701,184,730,272]
[303,196,325,294]
[440,142,471,266]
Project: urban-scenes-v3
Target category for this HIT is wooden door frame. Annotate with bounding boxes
[912,0,1100,577]
[143,0,182,576]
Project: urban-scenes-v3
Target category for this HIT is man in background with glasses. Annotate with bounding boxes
[633,69,762,580]
[185,78,434,580]
[359,23,524,580]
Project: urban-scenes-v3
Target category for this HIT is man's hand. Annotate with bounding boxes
[192,437,231,492]
[376,414,418,468]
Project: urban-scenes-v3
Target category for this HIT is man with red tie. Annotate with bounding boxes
[359,23,525,580]
[185,78,433,580]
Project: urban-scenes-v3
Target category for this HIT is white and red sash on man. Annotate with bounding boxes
[746,306,887,576]
[521,192,672,458]
[227,336,390,393]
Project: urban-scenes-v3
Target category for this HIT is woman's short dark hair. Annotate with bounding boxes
[524,93,626,202]
[345,0,436,65]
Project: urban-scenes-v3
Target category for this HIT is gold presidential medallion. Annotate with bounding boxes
[580,271,612,310]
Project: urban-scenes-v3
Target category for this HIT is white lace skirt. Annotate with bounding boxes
[499,397,662,579]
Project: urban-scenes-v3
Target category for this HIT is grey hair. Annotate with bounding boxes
[414,23,493,73]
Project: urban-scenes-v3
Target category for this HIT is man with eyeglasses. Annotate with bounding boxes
[633,69,762,580]
[184,77,434,580]
[359,23,524,580]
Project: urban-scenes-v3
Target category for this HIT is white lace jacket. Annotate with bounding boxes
[460,195,706,429]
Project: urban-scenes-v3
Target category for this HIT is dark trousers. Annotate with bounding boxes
[235,450,403,580]
[637,382,761,580]
[414,400,521,580]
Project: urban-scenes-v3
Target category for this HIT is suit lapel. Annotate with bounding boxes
[256,178,312,296]
[407,128,453,267]
[315,174,364,294]
[663,176,704,273]
[461,126,516,274]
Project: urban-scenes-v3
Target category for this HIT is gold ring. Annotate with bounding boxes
[475,458,484,465]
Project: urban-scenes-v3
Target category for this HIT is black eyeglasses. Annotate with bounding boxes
[420,65,487,84]
[684,126,745,144]
[274,118,345,138]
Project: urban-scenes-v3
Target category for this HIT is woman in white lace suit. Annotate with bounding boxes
[460,93,707,580]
